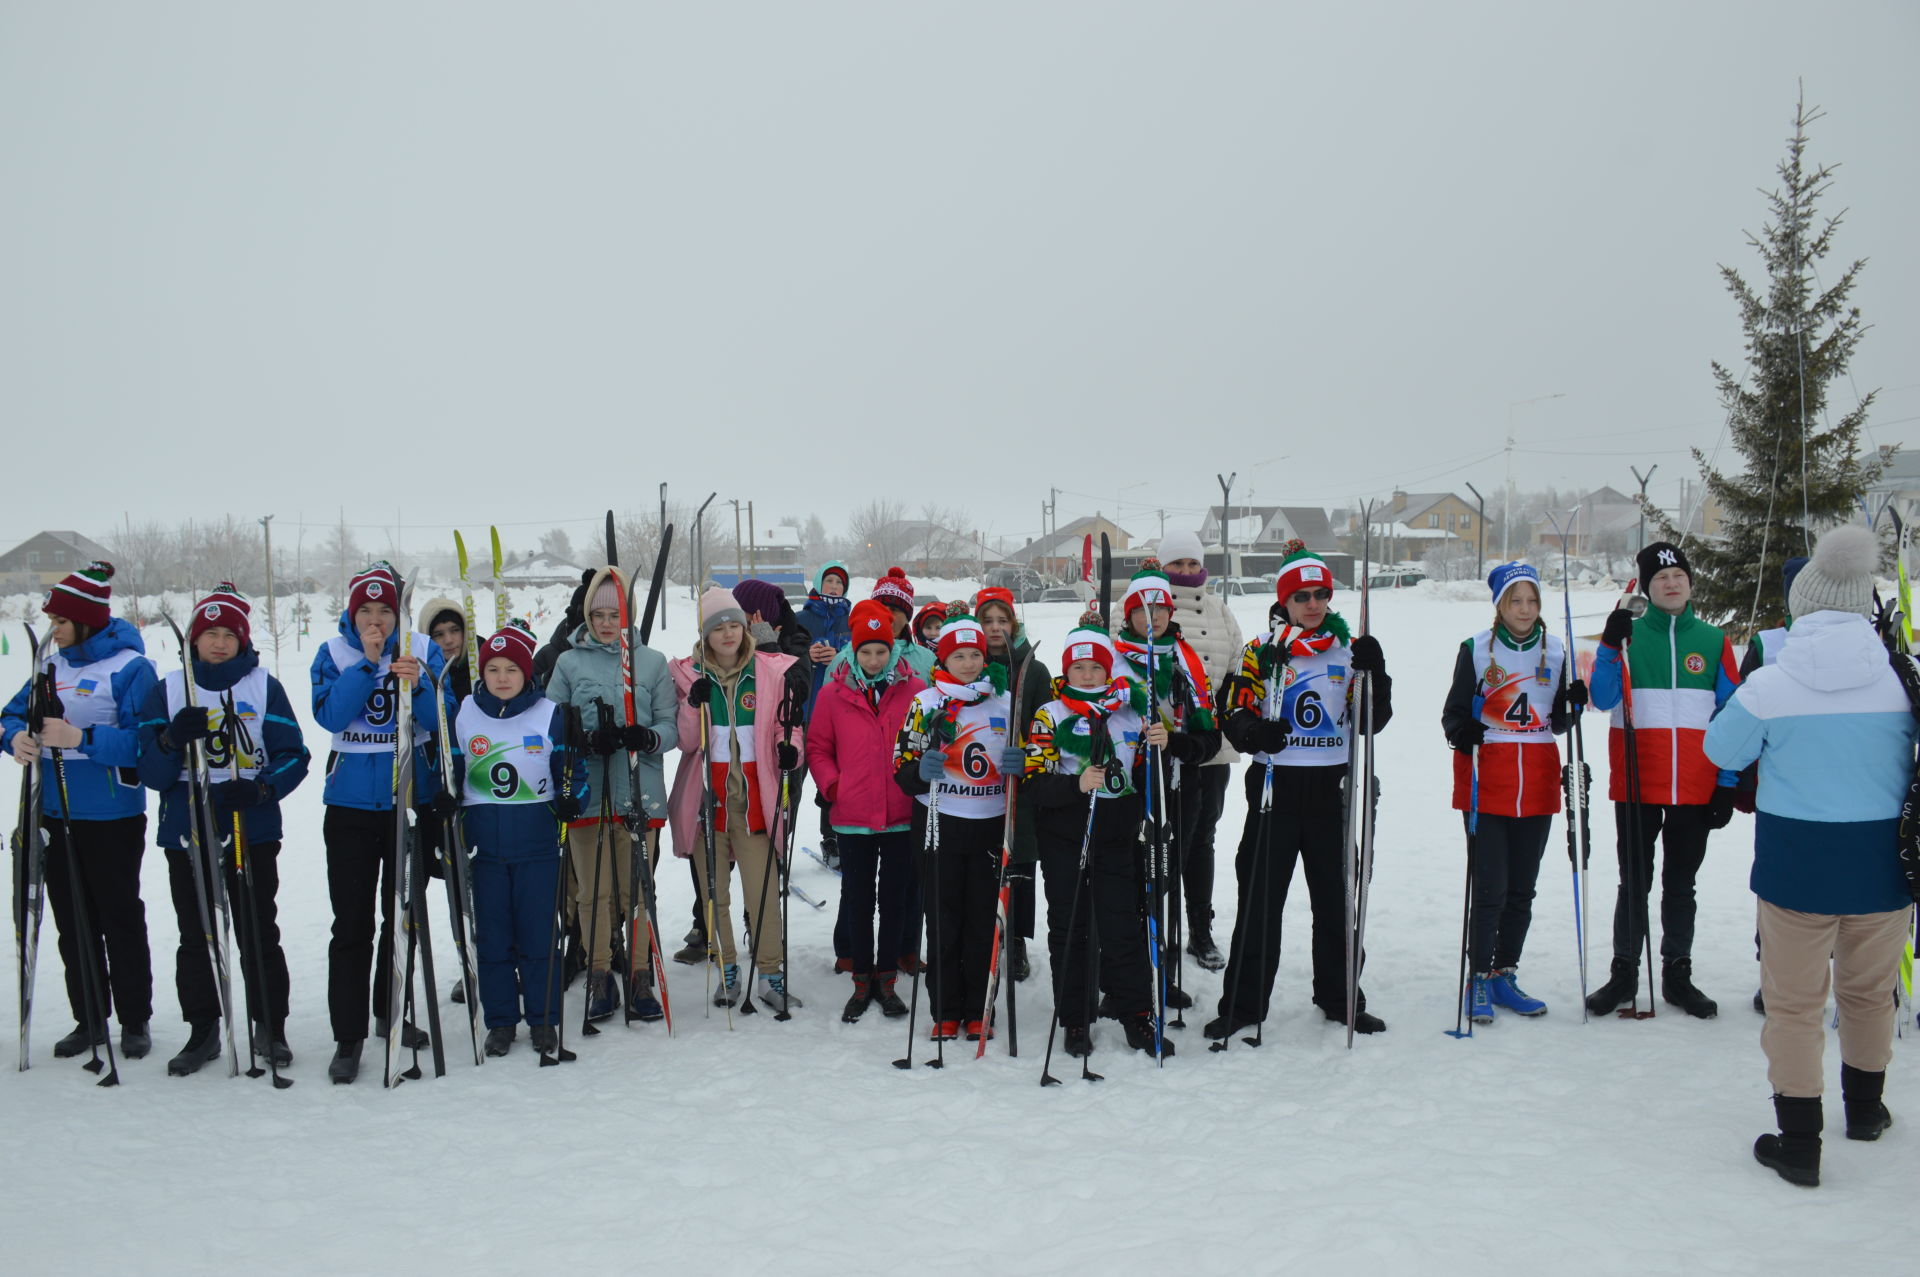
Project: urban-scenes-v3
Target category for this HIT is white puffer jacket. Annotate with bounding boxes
[1169,580,1245,765]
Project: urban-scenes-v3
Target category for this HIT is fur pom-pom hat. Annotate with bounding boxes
[1788,525,1879,619]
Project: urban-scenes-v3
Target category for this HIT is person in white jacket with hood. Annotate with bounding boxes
[1158,529,1243,969]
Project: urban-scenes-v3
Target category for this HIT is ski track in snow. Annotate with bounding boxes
[3,584,1911,1274]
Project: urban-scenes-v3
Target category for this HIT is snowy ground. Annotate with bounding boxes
[4,583,1912,1275]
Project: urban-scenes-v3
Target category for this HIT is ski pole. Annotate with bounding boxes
[1041,787,1105,1085]
[47,740,118,1086]
[1445,747,1478,1040]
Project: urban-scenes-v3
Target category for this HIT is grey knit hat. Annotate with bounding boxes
[1787,525,1878,619]
[699,585,748,637]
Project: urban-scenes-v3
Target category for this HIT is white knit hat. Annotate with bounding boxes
[1158,529,1205,565]
[1787,525,1877,619]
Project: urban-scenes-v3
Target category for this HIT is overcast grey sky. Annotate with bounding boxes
[3,1,1914,556]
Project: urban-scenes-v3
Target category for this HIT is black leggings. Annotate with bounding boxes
[43,814,152,1027]
[1465,813,1551,973]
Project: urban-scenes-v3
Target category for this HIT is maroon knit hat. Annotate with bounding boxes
[347,562,400,620]
[43,560,114,633]
[189,583,252,651]
[479,619,538,684]
[871,566,915,616]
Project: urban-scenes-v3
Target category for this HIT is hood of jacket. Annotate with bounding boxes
[416,596,464,637]
[566,617,624,656]
[1775,609,1888,694]
[69,616,147,663]
[814,560,850,594]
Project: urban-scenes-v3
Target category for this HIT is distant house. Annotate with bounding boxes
[859,519,1007,579]
[1374,491,1479,541]
[1195,506,1337,577]
[1864,445,1920,529]
[1532,487,1644,556]
[497,552,590,589]
[1012,515,1132,582]
[0,530,116,591]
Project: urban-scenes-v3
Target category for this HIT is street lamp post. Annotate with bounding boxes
[1216,472,1236,579]
[259,514,277,676]
[1464,482,1486,579]
[1631,464,1659,556]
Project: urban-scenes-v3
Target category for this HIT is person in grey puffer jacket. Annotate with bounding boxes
[545,565,680,1023]
[1158,529,1244,969]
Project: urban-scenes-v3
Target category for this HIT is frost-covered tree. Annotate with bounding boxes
[1647,93,1883,634]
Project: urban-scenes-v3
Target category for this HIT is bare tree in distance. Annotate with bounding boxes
[846,499,910,577]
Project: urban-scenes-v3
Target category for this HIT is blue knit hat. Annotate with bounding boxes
[1488,562,1540,608]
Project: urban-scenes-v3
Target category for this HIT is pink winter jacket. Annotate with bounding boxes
[667,649,804,860]
[806,659,925,834]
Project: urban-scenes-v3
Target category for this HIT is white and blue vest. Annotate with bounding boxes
[457,696,558,806]
[325,633,433,754]
[163,667,269,783]
[1247,636,1353,768]
[51,646,143,764]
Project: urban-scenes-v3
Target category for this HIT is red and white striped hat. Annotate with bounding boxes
[480,619,538,682]
[190,583,252,650]
[43,561,115,632]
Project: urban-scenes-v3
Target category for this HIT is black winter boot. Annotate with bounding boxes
[1585,958,1639,1016]
[328,1040,363,1085]
[1314,993,1386,1034]
[1841,1063,1893,1141]
[1661,959,1718,1019]
[1011,934,1030,983]
[484,1025,515,1057]
[119,1021,152,1059]
[1064,1024,1093,1057]
[1754,1095,1822,1187]
[53,1021,106,1058]
[1121,1012,1174,1056]
[167,1022,223,1076]
[672,924,706,966]
[1187,927,1226,971]
[872,971,909,1018]
[842,973,873,1023]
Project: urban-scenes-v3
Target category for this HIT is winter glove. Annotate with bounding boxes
[1349,634,1385,674]
[412,806,447,875]
[553,793,584,822]
[587,725,622,757]
[778,678,808,730]
[1446,721,1487,753]
[618,724,659,755]
[775,742,800,773]
[431,789,462,817]
[686,675,714,707]
[1706,785,1736,830]
[1601,608,1635,649]
[1553,679,1589,721]
[1222,710,1266,755]
[1254,718,1293,755]
[209,778,269,815]
[165,707,212,750]
[916,750,948,783]
[999,745,1026,774]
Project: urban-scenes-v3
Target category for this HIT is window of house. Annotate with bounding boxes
[1460,513,1471,529]
[26,551,39,567]
[1429,514,1440,528]
[51,551,64,567]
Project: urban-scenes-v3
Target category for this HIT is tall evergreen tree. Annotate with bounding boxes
[1648,93,1884,634]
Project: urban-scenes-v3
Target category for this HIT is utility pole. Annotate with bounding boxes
[694,493,718,598]
[658,482,668,625]
[1216,472,1237,579]
[1631,464,1658,556]
[729,499,743,583]
[1464,482,1486,579]
[747,501,757,574]
[259,514,278,677]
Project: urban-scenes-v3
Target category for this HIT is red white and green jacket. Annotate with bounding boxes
[1589,604,1740,806]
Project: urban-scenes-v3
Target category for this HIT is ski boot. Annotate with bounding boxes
[328,1040,363,1085]
[1662,959,1718,1019]
[484,1025,515,1057]
[757,972,802,1014]
[167,1022,223,1076]
[119,1021,152,1059]
[1585,958,1639,1016]
[1467,974,1496,1025]
[1202,1010,1259,1040]
[1188,929,1226,972]
[530,1025,559,1054]
[1315,992,1386,1034]
[712,963,741,1007]
[627,971,665,1023]
[1488,969,1546,1016]
[584,971,619,1022]
[672,924,706,966]
[1121,1012,1174,1056]
[255,1023,293,1068]
[1012,934,1030,983]
[52,1022,106,1058]
[375,1017,431,1050]
[1064,1024,1093,1057]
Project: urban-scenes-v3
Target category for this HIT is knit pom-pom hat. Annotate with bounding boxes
[190,583,252,650]
[1121,559,1174,623]
[935,607,988,667]
[871,566,915,616]
[481,617,539,683]
[1788,525,1879,619]
[44,560,115,632]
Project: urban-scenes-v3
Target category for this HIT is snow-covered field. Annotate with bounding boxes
[4,583,1910,1275]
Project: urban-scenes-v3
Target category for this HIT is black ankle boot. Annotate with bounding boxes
[1754,1094,1822,1186]
[1661,959,1718,1019]
[1841,1063,1893,1141]
[1585,958,1639,1016]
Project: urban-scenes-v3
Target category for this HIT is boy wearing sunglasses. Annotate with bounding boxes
[1209,542,1393,1039]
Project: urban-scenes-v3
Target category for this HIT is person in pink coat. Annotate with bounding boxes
[806,599,927,1023]
[667,587,811,1014]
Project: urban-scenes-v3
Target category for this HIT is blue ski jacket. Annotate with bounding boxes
[135,647,311,848]
[310,611,449,811]
[2,618,157,821]
[449,683,584,863]
[796,561,853,715]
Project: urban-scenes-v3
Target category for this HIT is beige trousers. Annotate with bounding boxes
[567,825,658,975]
[1756,899,1911,1097]
[692,777,783,974]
